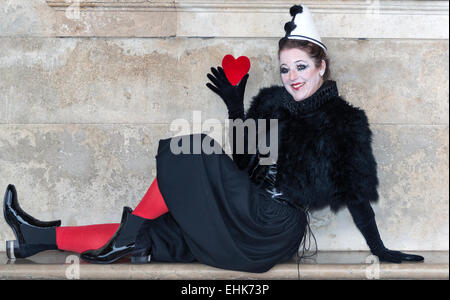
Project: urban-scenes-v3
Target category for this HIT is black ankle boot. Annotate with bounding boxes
[80,207,151,264]
[3,184,61,259]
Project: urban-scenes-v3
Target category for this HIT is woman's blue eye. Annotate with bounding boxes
[297,65,307,71]
[280,68,288,74]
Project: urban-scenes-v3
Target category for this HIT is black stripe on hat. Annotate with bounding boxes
[286,34,328,51]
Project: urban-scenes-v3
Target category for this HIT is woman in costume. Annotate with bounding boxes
[3,5,423,272]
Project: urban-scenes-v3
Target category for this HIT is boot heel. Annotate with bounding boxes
[131,248,151,264]
[131,255,151,264]
[6,240,17,259]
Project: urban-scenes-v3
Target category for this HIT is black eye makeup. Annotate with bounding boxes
[280,67,289,74]
[297,64,308,71]
[279,63,309,74]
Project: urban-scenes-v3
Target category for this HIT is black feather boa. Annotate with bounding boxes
[239,80,379,213]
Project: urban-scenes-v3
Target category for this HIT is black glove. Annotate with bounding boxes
[347,201,424,263]
[206,66,249,119]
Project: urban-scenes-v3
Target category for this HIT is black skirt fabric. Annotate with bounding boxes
[135,133,307,273]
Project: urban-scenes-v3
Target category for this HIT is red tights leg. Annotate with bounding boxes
[55,223,120,253]
[132,177,168,219]
[56,177,168,253]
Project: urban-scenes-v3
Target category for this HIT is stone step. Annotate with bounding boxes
[0,251,448,280]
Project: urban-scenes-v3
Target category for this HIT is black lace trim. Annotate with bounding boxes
[281,80,339,117]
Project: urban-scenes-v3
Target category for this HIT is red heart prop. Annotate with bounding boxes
[222,54,251,86]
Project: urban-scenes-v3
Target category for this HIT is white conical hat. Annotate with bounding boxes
[283,5,327,51]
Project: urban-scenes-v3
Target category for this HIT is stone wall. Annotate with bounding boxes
[0,0,448,251]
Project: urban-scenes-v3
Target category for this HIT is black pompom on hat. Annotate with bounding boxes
[282,4,327,51]
[290,5,303,16]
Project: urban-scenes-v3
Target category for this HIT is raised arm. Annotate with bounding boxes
[206,67,254,171]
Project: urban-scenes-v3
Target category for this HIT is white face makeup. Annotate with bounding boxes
[279,48,325,102]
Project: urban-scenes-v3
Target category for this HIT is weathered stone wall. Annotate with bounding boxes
[0,0,448,251]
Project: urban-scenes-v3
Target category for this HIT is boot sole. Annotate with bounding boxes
[81,249,151,265]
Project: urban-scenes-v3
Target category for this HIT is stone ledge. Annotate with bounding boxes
[46,0,449,14]
[44,0,449,38]
[0,251,447,280]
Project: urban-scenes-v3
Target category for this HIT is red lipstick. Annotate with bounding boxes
[291,82,305,91]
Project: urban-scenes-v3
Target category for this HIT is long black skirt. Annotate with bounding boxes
[135,133,307,273]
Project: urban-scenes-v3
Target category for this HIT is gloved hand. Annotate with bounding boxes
[206,66,249,119]
[371,247,424,263]
[347,201,424,264]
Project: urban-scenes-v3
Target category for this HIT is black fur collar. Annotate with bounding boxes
[280,80,339,117]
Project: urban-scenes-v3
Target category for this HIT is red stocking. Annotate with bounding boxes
[132,177,168,219]
[56,223,120,253]
[56,177,168,253]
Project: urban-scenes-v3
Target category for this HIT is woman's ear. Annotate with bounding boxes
[320,59,326,77]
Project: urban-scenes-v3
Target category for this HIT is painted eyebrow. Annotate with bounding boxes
[280,60,307,67]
